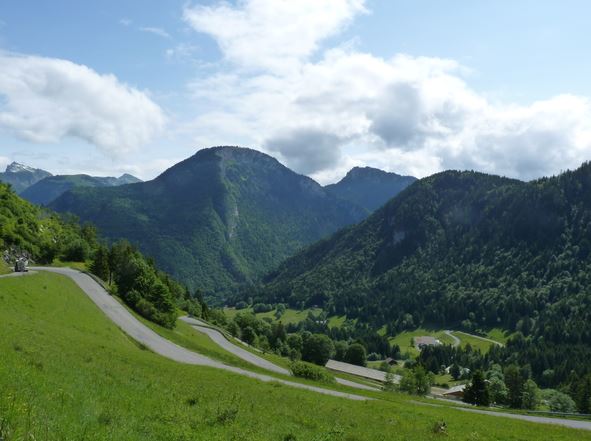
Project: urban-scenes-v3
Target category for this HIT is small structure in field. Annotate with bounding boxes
[414,336,441,350]
[14,257,28,272]
[441,384,466,400]
[325,359,401,384]
[384,357,397,366]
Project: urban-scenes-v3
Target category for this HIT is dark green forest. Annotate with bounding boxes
[249,162,591,387]
[50,147,367,294]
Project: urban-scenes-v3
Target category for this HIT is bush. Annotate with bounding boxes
[367,352,380,361]
[301,334,334,366]
[62,239,91,262]
[252,303,273,313]
[289,361,335,384]
[235,301,249,310]
[344,343,367,367]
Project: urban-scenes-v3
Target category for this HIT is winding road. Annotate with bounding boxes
[443,330,461,347]
[27,267,371,401]
[5,268,591,431]
[179,316,379,391]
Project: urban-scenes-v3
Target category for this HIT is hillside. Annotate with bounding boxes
[50,147,366,294]
[1,272,583,440]
[257,163,591,382]
[0,182,91,263]
[325,166,416,212]
[0,162,52,193]
[21,173,142,205]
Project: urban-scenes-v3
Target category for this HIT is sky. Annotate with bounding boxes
[1,0,591,184]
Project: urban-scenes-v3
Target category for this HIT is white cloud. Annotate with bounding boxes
[183,0,591,183]
[139,27,171,39]
[184,0,366,73]
[0,52,166,155]
[119,18,132,26]
[0,156,9,170]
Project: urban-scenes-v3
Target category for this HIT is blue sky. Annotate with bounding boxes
[1,0,590,183]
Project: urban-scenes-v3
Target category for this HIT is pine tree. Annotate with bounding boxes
[463,370,490,406]
[505,364,525,408]
[90,245,110,282]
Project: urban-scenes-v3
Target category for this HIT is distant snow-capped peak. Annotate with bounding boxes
[6,162,36,174]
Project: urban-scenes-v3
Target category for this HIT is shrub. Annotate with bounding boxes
[235,301,248,310]
[252,303,273,313]
[344,343,367,367]
[62,239,91,262]
[289,361,335,384]
[301,333,334,366]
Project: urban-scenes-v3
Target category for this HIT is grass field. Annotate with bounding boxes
[452,331,502,353]
[1,272,589,440]
[49,259,88,271]
[224,306,324,325]
[0,260,9,275]
[486,328,510,344]
[389,328,457,357]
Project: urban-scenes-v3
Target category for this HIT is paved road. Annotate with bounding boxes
[443,330,461,347]
[27,267,370,401]
[180,316,290,375]
[416,401,591,432]
[179,316,379,392]
[11,268,590,431]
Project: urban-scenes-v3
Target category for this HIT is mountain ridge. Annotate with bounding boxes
[0,162,52,193]
[50,146,367,294]
[21,173,142,205]
[325,166,416,212]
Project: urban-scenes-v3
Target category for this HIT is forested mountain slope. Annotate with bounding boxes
[260,163,591,346]
[21,173,142,205]
[50,147,366,294]
[0,162,52,193]
[325,166,416,212]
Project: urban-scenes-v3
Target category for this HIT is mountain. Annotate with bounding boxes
[325,166,416,212]
[21,173,143,206]
[50,147,366,293]
[0,162,52,193]
[258,163,591,350]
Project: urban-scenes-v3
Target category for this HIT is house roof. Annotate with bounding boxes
[442,384,466,395]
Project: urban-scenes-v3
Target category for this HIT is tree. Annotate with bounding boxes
[301,334,334,366]
[576,375,591,414]
[463,370,490,407]
[487,364,507,405]
[383,371,396,392]
[344,343,367,367]
[505,365,525,408]
[521,379,540,410]
[334,341,348,361]
[450,363,461,381]
[241,326,257,345]
[286,334,303,353]
[90,245,110,281]
[400,366,433,396]
[541,390,577,413]
[399,369,417,394]
[488,377,508,405]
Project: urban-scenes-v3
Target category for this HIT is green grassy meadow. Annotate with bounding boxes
[1,272,589,440]
[224,306,352,329]
[452,331,502,353]
[0,260,9,275]
[389,328,457,357]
